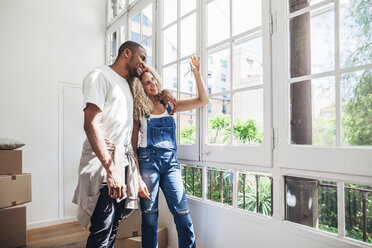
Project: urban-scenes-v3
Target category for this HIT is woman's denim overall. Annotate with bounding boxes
[137,106,196,248]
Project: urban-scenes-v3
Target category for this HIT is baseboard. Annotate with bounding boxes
[27,216,78,230]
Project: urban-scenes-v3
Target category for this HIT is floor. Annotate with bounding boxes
[26,222,89,248]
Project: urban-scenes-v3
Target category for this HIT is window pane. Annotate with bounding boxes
[289,4,335,78]
[289,0,326,13]
[180,13,196,58]
[207,0,229,46]
[119,25,126,45]
[238,172,272,216]
[208,95,231,144]
[181,0,196,16]
[285,176,338,234]
[232,0,261,35]
[163,24,178,65]
[181,164,202,198]
[129,0,135,5]
[131,13,141,42]
[341,70,372,146]
[340,0,372,68]
[163,0,177,27]
[180,60,196,144]
[310,6,335,74]
[345,183,372,244]
[207,167,233,205]
[110,0,118,20]
[110,31,118,64]
[233,37,262,89]
[142,4,153,40]
[290,77,336,145]
[162,64,177,96]
[142,39,153,66]
[208,47,230,93]
[318,181,338,234]
[233,90,263,144]
[118,0,126,13]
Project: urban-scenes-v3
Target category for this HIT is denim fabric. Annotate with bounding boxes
[137,115,195,248]
[86,183,125,248]
[146,115,177,150]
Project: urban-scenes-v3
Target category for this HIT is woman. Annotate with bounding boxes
[131,56,208,248]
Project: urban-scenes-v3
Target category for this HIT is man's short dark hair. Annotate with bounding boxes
[116,41,144,61]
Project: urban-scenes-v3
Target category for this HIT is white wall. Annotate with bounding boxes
[159,197,366,248]
[0,0,105,227]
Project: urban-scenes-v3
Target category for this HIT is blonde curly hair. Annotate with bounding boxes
[131,66,163,121]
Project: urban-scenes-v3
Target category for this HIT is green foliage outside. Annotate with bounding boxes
[207,169,233,205]
[318,183,338,234]
[207,114,263,144]
[237,174,272,216]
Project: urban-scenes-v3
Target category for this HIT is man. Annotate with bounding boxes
[72,41,175,247]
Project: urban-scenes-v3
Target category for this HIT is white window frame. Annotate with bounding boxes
[272,0,372,176]
[158,0,201,161]
[201,0,273,167]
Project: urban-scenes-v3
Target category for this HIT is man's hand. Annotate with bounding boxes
[138,176,151,200]
[106,164,125,200]
[161,89,177,114]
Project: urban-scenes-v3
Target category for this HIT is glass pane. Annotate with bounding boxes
[142,39,153,66]
[341,70,372,146]
[289,0,326,13]
[118,0,126,13]
[110,31,118,64]
[318,181,338,234]
[162,64,178,96]
[233,90,263,144]
[131,13,141,42]
[289,4,335,78]
[290,77,336,145]
[182,164,202,198]
[238,173,257,212]
[207,0,229,46]
[164,0,177,27]
[258,176,272,216]
[110,0,118,20]
[120,25,126,45]
[142,4,152,40]
[180,60,196,144]
[181,0,196,16]
[285,176,338,233]
[180,13,196,58]
[207,167,233,205]
[340,0,372,68]
[208,94,231,144]
[310,6,335,74]
[208,47,231,93]
[345,183,372,244]
[233,37,263,89]
[163,24,178,65]
[232,0,261,35]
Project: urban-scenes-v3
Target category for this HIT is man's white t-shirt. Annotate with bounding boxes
[83,65,133,146]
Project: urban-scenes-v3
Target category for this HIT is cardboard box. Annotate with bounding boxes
[116,226,167,248]
[117,209,141,239]
[0,150,22,174]
[0,173,32,209]
[0,205,26,248]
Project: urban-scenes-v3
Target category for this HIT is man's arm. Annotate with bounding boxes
[161,89,177,114]
[84,103,124,200]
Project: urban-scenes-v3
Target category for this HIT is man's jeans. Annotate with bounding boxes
[138,148,196,248]
[86,183,125,248]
